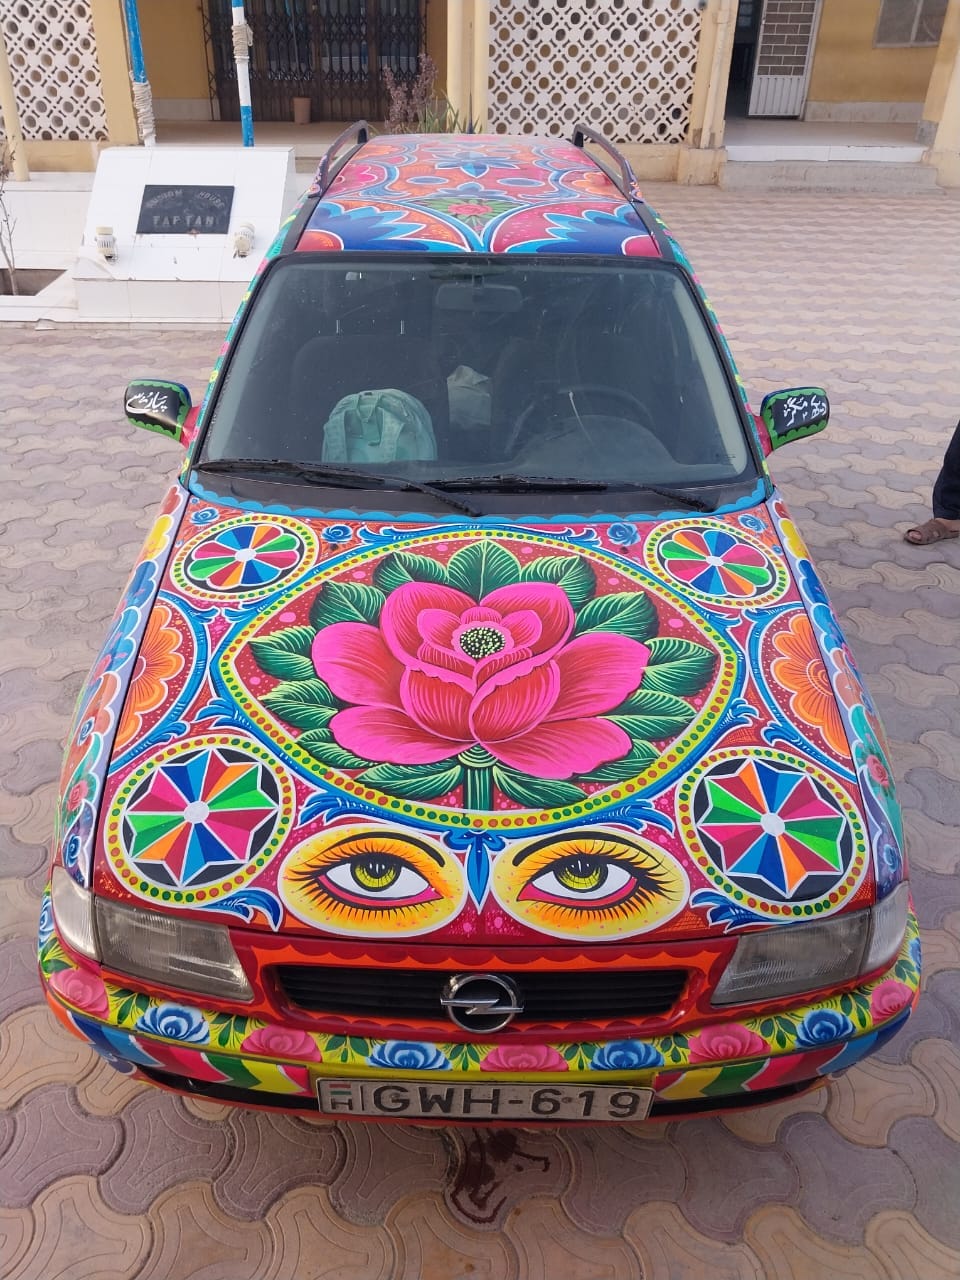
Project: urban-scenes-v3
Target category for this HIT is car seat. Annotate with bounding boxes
[286,334,450,462]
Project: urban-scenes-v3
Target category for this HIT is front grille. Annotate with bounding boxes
[273,966,688,1024]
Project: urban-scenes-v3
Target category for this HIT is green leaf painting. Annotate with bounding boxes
[373,551,449,593]
[249,626,317,681]
[358,761,463,800]
[260,679,338,730]
[520,555,596,608]
[446,541,520,598]
[310,581,385,629]
[492,765,587,808]
[574,591,657,642]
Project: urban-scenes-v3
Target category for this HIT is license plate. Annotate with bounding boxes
[316,1078,653,1122]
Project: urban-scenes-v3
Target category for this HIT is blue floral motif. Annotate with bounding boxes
[367,1041,451,1071]
[321,524,354,544]
[795,559,829,608]
[739,513,765,533]
[690,889,769,932]
[126,561,158,608]
[62,802,96,883]
[607,522,640,547]
[795,1008,855,1049]
[909,935,922,970]
[591,1039,664,1070]
[190,506,220,525]
[810,602,845,653]
[135,1003,210,1045]
[97,608,140,674]
[38,893,54,946]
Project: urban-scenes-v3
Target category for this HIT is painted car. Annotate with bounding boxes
[40,127,918,1124]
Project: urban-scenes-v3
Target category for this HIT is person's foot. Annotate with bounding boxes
[904,517,960,546]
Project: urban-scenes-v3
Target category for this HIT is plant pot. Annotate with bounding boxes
[292,96,311,126]
[0,267,64,297]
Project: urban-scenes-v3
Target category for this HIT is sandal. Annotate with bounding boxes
[904,518,960,546]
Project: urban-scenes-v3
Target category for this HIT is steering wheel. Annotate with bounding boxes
[508,384,656,455]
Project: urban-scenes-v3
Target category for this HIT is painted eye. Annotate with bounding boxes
[526,855,636,905]
[324,853,434,903]
[492,830,688,940]
[279,826,465,937]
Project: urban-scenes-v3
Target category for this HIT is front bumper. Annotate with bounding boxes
[39,908,920,1120]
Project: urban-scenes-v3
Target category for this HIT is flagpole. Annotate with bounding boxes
[122,0,156,146]
[232,1,255,147]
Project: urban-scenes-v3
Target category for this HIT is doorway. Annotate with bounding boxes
[205,0,427,124]
[727,0,823,119]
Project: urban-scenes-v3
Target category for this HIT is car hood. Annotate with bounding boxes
[85,488,904,948]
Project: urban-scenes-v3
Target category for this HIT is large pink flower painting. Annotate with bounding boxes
[243,537,718,811]
[312,580,644,779]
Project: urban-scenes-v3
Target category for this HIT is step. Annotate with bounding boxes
[720,159,942,194]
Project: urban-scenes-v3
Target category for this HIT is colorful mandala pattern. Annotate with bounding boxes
[105,736,293,903]
[173,517,315,600]
[678,749,868,917]
[221,527,738,830]
[646,521,787,606]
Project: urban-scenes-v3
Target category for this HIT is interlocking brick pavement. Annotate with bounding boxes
[1,185,959,1279]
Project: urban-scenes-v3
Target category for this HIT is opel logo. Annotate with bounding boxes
[440,973,523,1033]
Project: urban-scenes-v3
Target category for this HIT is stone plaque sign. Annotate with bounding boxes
[136,185,235,235]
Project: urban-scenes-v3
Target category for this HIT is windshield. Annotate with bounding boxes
[201,256,756,492]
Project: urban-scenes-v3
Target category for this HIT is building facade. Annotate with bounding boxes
[2,0,959,186]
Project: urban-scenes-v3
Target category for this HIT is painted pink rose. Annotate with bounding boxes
[448,201,492,216]
[240,1025,322,1061]
[48,966,109,1018]
[869,979,913,1021]
[480,1044,568,1072]
[687,1023,767,1063]
[312,580,648,779]
[865,753,891,790]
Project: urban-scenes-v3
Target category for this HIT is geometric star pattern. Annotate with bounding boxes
[697,758,849,899]
[184,523,304,592]
[656,527,776,597]
[122,746,279,888]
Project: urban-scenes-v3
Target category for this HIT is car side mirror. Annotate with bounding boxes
[760,387,829,453]
[124,379,195,446]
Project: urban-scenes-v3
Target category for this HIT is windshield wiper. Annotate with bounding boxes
[434,473,609,492]
[434,473,712,511]
[604,483,712,512]
[193,458,482,518]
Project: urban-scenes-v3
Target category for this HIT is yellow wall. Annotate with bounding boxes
[923,0,960,123]
[139,0,209,100]
[90,0,139,144]
[427,0,448,93]
[808,0,937,102]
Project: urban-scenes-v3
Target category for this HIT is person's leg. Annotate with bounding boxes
[905,420,960,545]
[932,419,960,520]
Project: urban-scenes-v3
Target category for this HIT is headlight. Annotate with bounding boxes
[50,867,252,1002]
[96,897,253,1002]
[712,882,909,1006]
[51,866,99,961]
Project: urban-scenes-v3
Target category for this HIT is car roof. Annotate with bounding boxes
[294,132,669,258]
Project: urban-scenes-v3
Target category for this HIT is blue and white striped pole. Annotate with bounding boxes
[122,0,155,146]
[232,1,255,147]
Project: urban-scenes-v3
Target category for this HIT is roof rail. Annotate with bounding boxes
[570,121,673,259]
[571,122,641,204]
[314,120,369,197]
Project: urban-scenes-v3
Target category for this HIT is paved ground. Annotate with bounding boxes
[2,184,960,1280]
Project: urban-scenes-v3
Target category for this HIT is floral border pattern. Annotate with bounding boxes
[40,892,919,1096]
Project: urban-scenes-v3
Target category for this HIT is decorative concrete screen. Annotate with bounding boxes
[0,0,108,142]
[487,0,703,144]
